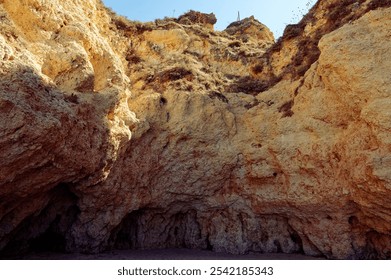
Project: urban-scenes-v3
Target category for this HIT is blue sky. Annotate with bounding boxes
[102,0,316,39]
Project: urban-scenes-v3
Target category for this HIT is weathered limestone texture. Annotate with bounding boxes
[1,0,391,259]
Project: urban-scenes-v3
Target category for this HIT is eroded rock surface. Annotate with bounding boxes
[1,0,391,259]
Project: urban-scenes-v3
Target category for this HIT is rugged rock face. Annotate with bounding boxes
[177,10,217,29]
[1,0,391,259]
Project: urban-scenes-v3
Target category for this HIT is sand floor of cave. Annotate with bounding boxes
[18,248,323,260]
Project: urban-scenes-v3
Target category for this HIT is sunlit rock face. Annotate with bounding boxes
[1,0,391,259]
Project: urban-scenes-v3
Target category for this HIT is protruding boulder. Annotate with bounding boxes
[225,16,274,42]
[177,10,217,29]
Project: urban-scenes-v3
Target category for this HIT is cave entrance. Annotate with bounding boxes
[0,183,79,258]
[109,209,141,250]
[109,208,206,251]
[29,217,67,253]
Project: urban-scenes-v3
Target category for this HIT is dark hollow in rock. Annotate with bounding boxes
[0,184,79,258]
[278,100,294,118]
[227,76,281,95]
[154,67,193,83]
[208,91,229,103]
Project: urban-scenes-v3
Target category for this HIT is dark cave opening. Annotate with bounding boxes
[289,231,304,254]
[107,209,309,257]
[206,234,214,251]
[108,208,206,251]
[108,209,142,250]
[29,221,67,253]
[0,183,79,258]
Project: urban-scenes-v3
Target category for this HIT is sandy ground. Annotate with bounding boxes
[17,249,324,260]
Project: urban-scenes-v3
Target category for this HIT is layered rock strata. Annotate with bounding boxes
[1,0,391,259]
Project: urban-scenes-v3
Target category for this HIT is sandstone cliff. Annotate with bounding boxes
[1,0,391,259]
